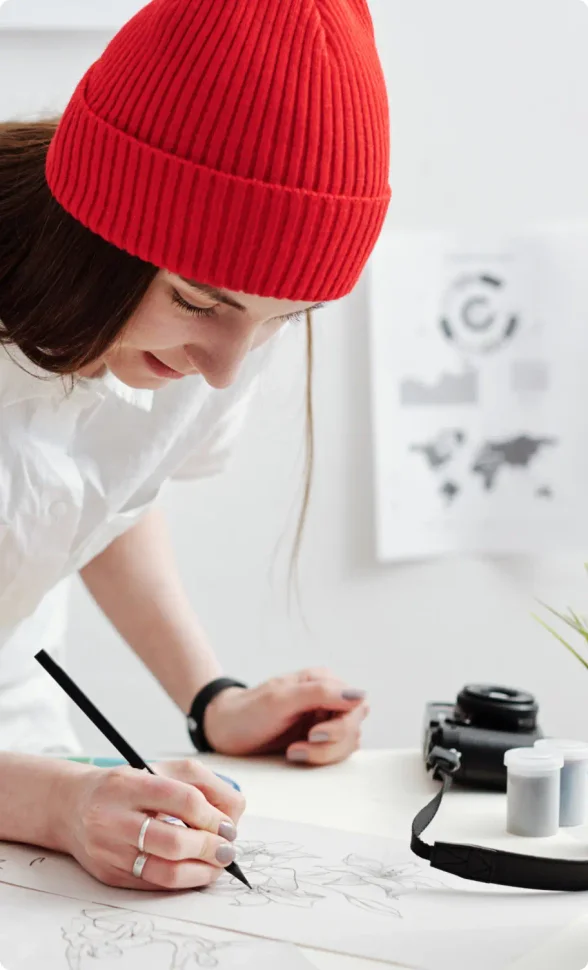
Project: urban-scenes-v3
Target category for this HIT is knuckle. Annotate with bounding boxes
[152,777,179,804]
[176,758,200,778]
[106,766,133,792]
[160,826,186,861]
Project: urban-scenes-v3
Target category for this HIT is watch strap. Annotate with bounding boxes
[187,677,247,753]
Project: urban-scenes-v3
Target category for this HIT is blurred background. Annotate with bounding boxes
[1,0,588,756]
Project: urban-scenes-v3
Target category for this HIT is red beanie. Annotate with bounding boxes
[46,0,391,302]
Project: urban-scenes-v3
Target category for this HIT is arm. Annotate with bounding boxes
[81,506,369,763]
[0,752,243,889]
[80,506,221,714]
[0,753,86,850]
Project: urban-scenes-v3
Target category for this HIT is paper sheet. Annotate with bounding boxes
[1,816,587,969]
[369,226,588,560]
[0,882,314,970]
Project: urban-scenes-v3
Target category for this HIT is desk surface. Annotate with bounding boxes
[196,748,588,970]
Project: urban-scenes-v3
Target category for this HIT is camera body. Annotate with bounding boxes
[423,685,543,790]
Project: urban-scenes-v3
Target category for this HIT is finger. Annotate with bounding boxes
[306,703,369,745]
[156,759,246,824]
[115,813,237,868]
[297,667,342,684]
[108,854,222,891]
[277,679,366,719]
[287,731,361,767]
[124,771,231,836]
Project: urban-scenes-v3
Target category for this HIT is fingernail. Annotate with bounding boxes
[309,731,330,743]
[216,843,236,866]
[218,821,237,842]
[288,750,309,763]
[341,689,365,701]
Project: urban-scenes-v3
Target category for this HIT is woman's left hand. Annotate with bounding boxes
[203,668,369,766]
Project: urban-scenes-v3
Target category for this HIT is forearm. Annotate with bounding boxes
[80,507,222,713]
[0,753,87,851]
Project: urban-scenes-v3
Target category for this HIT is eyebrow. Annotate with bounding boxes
[179,277,325,318]
[179,278,246,311]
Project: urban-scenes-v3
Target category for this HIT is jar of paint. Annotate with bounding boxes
[504,747,563,837]
[534,738,588,827]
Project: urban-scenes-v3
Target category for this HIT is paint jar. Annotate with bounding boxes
[534,739,588,827]
[504,747,563,837]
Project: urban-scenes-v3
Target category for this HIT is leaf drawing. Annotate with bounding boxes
[343,895,401,917]
[61,907,238,969]
[206,839,444,918]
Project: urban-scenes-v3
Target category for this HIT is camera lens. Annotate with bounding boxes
[456,685,538,732]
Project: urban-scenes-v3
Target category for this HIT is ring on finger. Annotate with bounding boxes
[137,815,152,853]
[132,852,149,879]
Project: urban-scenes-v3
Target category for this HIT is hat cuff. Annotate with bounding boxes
[46,80,390,302]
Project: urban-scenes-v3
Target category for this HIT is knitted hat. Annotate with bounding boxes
[46,0,391,302]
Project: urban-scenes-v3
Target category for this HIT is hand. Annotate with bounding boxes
[204,668,369,766]
[57,759,245,890]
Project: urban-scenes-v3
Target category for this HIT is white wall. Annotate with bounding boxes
[2,0,588,757]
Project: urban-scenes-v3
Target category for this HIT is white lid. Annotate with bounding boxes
[504,746,564,774]
[535,738,588,763]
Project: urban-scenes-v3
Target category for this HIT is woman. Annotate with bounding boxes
[0,0,390,891]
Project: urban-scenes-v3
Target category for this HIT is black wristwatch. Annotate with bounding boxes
[187,677,247,753]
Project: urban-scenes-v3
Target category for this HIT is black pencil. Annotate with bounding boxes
[35,649,250,889]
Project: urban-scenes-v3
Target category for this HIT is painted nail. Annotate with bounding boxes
[288,750,309,763]
[341,688,366,701]
[216,843,237,866]
[218,821,237,842]
[309,731,330,743]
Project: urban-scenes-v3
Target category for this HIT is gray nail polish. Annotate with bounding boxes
[288,750,309,762]
[309,731,330,743]
[342,688,365,701]
[216,843,236,866]
[218,821,237,842]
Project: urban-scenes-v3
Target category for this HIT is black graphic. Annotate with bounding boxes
[440,272,519,354]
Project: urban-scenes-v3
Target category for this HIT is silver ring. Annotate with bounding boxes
[132,852,149,879]
[137,816,152,853]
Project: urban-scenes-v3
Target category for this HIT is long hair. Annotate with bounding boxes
[0,121,314,565]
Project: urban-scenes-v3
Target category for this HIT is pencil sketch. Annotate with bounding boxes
[62,907,244,969]
[209,840,442,917]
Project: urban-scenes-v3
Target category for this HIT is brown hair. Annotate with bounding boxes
[0,121,313,565]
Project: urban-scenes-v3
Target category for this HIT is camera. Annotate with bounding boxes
[423,684,543,790]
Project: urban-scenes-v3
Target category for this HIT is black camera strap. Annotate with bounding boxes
[412,747,588,892]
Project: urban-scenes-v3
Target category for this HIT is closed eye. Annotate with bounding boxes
[172,290,219,317]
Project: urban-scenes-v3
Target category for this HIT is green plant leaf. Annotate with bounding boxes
[537,602,588,644]
[533,615,588,670]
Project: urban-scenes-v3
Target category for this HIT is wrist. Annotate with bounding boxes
[47,760,94,854]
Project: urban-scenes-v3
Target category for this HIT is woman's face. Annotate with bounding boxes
[97,270,325,390]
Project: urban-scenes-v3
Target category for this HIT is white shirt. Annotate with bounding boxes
[0,343,265,754]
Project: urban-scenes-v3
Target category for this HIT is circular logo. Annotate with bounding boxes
[439,272,519,354]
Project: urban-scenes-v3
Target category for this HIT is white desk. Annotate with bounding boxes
[198,748,588,970]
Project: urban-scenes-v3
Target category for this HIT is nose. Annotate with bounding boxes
[186,318,256,389]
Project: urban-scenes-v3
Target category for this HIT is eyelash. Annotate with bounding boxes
[172,290,219,317]
[172,289,307,325]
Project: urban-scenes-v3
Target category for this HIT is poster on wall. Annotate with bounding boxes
[368,226,588,561]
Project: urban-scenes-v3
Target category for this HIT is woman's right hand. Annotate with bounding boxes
[57,759,245,890]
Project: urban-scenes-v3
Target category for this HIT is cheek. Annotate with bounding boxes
[252,320,286,350]
[122,305,190,350]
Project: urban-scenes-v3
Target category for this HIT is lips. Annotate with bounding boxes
[143,352,185,380]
